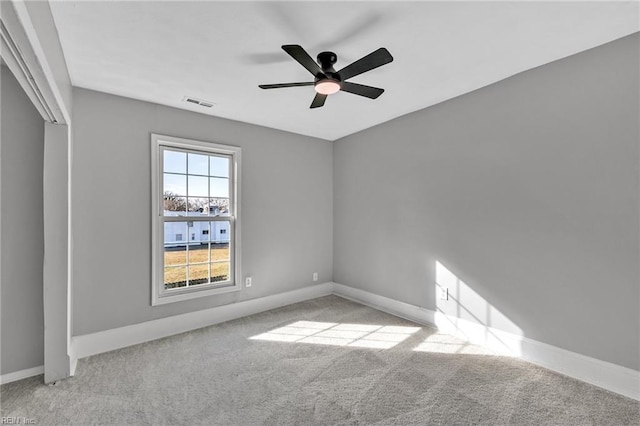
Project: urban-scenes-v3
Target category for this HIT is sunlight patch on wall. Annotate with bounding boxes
[250,321,421,349]
[435,260,523,356]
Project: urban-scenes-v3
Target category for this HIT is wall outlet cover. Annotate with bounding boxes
[439,287,448,300]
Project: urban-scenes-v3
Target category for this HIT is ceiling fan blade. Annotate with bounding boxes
[310,93,327,109]
[282,45,324,77]
[337,48,393,81]
[259,82,314,89]
[340,82,385,99]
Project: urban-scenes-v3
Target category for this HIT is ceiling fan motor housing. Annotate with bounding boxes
[314,51,342,94]
[317,51,338,71]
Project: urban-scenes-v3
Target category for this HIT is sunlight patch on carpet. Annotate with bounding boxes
[250,321,421,349]
[412,333,494,355]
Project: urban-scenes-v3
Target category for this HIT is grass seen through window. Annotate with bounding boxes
[164,244,230,289]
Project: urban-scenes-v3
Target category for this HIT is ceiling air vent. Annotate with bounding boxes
[182,96,215,108]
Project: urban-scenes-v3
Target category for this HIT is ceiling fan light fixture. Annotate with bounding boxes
[314,79,341,95]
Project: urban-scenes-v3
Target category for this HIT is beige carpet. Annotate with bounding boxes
[2,295,639,425]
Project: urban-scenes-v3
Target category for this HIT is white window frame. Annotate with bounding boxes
[151,134,242,306]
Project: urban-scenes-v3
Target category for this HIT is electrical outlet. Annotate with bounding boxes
[312,272,318,282]
[245,276,252,288]
[439,287,448,300]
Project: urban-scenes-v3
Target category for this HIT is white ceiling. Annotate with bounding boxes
[49,1,639,141]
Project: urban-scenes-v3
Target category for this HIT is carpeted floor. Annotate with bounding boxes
[2,295,639,425]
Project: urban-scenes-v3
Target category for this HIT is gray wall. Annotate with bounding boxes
[334,34,639,370]
[1,66,45,374]
[72,89,333,335]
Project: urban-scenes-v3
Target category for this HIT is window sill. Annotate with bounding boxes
[152,282,241,306]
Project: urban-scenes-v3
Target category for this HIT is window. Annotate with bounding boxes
[151,134,241,305]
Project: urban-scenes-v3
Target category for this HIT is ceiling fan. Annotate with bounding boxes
[258,45,393,109]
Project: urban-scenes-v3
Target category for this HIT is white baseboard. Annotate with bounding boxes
[333,283,436,326]
[1,365,44,385]
[332,282,640,401]
[72,282,333,359]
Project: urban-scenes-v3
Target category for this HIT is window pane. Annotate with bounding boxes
[194,222,210,244]
[189,264,209,286]
[163,194,186,213]
[164,266,187,289]
[210,221,231,244]
[203,221,212,241]
[210,198,229,216]
[188,153,208,176]
[164,150,186,174]
[164,173,186,196]
[188,244,209,264]
[188,175,208,197]
[211,242,230,262]
[164,222,187,247]
[187,197,209,216]
[210,177,229,198]
[164,245,186,266]
[210,156,229,178]
[211,262,230,283]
